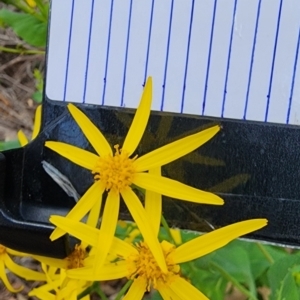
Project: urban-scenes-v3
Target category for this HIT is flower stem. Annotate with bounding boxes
[77,282,108,300]
[256,242,274,264]
[0,46,45,55]
[160,215,177,245]
[211,262,258,300]
[77,285,93,299]
[115,280,133,300]
[94,283,108,300]
[34,0,49,20]
[5,0,45,22]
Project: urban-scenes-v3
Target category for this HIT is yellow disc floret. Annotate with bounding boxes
[127,241,180,291]
[66,244,86,269]
[92,145,136,192]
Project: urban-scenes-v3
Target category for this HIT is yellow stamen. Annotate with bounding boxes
[92,145,136,192]
[127,241,180,291]
[66,244,86,269]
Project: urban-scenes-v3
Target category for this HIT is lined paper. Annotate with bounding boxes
[46,0,300,125]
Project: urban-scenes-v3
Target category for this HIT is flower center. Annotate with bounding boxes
[66,244,86,269]
[92,145,136,192]
[127,241,180,291]
[0,245,6,255]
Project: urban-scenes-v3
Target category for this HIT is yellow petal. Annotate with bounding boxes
[67,261,128,281]
[134,125,220,172]
[47,266,60,280]
[145,168,162,236]
[31,277,61,292]
[173,219,268,264]
[17,130,29,146]
[86,197,101,228]
[5,254,46,281]
[122,77,152,156]
[29,288,56,300]
[6,248,30,257]
[93,190,120,271]
[123,278,146,300]
[32,255,67,269]
[50,182,104,240]
[169,276,209,300]
[32,105,42,140]
[133,173,223,205]
[58,280,79,300]
[121,187,167,273]
[0,260,23,293]
[45,141,99,170]
[170,229,182,246]
[110,236,138,258]
[68,103,112,157]
[82,197,102,248]
[158,284,182,300]
[50,216,99,245]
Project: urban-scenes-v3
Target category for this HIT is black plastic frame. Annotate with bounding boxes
[1,97,300,257]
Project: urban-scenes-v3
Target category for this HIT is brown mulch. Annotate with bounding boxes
[0,9,43,142]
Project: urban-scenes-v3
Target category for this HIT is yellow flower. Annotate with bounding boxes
[45,77,223,272]
[30,242,93,300]
[30,244,93,300]
[29,263,90,300]
[17,105,41,146]
[0,244,46,292]
[29,201,100,300]
[50,215,267,300]
[30,203,101,299]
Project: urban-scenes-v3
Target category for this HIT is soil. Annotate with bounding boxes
[0,19,43,142]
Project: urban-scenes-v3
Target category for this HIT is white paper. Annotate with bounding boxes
[46,0,300,125]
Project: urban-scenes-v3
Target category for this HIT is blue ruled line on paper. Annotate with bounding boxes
[202,0,217,115]
[221,0,238,118]
[264,0,283,122]
[161,0,174,111]
[102,0,114,105]
[83,0,95,104]
[181,0,195,113]
[120,0,133,107]
[286,27,300,124]
[143,0,155,87]
[143,0,154,87]
[63,0,75,102]
[244,0,262,120]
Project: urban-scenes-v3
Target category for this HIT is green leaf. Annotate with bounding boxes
[32,91,43,103]
[0,9,47,47]
[268,255,300,300]
[243,242,286,280]
[0,140,21,151]
[190,269,227,300]
[211,242,257,299]
[275,272,299,300]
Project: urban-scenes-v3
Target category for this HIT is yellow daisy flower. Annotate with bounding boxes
[29,263,90,300]
[17,105,41,146]
[50,215,267,300]
[0,244,46,293]
[45,77,223,272]
[30,201,101,299]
